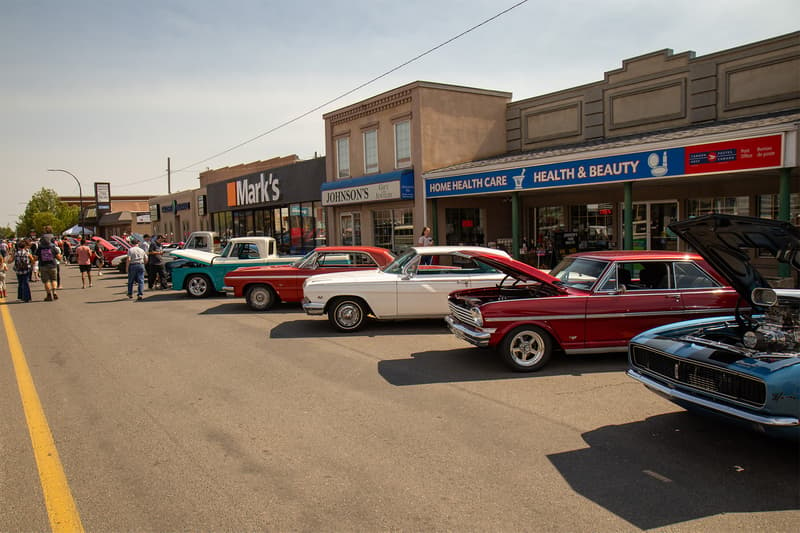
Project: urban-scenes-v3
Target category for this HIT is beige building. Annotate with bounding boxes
[322,81,511,251]
[423,31,799,268]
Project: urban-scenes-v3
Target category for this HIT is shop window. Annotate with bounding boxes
[687,197,749,217]
[758,193,799,224]
[445,208,484,246]
[341,213,361,246]
[394,120,411,168]
[364,129,378,174]
[313,203,327,247]
[373,208,413,253]
[569,204,614,251]
[336,137,350,179]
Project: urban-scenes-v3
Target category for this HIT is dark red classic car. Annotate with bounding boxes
[223,246,396,311]
[446,250,744,372]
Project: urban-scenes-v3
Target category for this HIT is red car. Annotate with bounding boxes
[223,246,396,311]
[91,236,129,266]
[446,250,744,372]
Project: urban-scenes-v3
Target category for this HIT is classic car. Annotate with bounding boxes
[223,246,396,311]
[169,236,300,298]
[627,214,800,438]
[302,246,511,331]
[91,236,128,267]
[446,250,742,372]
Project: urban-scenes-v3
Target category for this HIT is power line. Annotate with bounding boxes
[115,0,529,189]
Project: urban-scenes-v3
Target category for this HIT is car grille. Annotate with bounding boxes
[448,301,478,327]
[631,345,766,407]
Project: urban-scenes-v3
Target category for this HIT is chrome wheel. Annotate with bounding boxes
[501,326,552,372]
[247,285,275,311]
[186,275,211,298]
[328,298,366,332]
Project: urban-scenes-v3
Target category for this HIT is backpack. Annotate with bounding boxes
[15,251,30,272]
[40,246,55,263]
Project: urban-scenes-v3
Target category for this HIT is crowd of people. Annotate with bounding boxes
[0,227,113,302]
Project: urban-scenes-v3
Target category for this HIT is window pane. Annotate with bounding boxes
[336,137,350,178]
[364,130,378,174]
[395,121,411,168]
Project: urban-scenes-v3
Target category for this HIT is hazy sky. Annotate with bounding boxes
[1,0,798,227]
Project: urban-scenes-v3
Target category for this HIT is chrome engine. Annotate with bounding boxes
[742,288,800,354]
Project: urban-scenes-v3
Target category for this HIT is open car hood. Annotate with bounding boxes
[169,248,218,266]
[456,250,567,292]
[669,214,800,303]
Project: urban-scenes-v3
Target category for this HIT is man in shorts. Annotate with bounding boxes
[36,236,62,301]
[76,238,94,288]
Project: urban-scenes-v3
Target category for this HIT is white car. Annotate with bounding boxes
[302,246,511,331]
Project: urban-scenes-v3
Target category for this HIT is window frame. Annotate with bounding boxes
[363,129,379,174]
[394,120,411,169]
[336,136,350,179]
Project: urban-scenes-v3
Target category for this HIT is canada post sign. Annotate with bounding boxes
[426,134,783,198]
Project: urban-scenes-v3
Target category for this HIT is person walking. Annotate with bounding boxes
[76,238,94,288]
[35,236,61,301]
[0,252,7,299]
[13,241,33,302]
[92,242,105,276]
[418,226,434,265]
[126,237,147,300]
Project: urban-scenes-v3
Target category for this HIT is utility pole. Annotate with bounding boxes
[167,157,171,194]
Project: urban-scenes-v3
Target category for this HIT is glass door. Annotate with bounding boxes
[624,201,678,250]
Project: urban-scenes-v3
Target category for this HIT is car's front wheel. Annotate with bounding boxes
[186,274,213,298]
[328,297,368,332]
[246,285,276,311]
[499,326,553,372]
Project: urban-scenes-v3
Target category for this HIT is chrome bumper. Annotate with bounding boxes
[627,369,800,427]
[222,285,234,295]
[445,315,492,348]
[303,301,325,316]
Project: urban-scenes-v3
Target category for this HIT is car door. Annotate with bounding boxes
[673,261,741,315]
[584,261,684,349]
[395,254,500,317]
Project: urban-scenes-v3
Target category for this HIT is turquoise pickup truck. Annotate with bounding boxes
[168,236,299,297]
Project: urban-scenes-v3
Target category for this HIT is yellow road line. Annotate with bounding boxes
[1,303,84,533]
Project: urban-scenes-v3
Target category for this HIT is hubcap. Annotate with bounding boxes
[189,278,207,295]
[510,331,544,366]
[336,303,361,328]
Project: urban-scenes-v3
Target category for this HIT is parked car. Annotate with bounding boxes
[223,246,396,311]
[169,236,300,298]
[91,236,128,267]
[446,250,742,372]
[302,246,511,331]
[627,214,800,438]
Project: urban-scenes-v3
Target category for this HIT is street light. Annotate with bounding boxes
[47,168,84,239]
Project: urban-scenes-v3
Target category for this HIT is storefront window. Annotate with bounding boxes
[341,213,361,246]
[445,208,484,245]
[758,193,800,224]
[373,208,413,253]
[569,204,614,251]
[687,197,749,217]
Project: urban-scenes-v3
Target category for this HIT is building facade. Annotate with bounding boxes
[423,32,799,269]
[321,81,511,252]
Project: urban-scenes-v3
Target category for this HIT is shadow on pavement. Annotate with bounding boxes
[547,412,800,530]
[201,302,305,315]
[378,349,628,386]
[269,318,449,339]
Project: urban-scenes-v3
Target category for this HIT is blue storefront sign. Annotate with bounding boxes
[426,148,686,198]
[322,169,414,206]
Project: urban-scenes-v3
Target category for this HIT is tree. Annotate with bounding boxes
[17,188,78,236]
[0,225,14,239]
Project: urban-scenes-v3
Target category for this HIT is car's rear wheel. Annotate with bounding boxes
[328,297,367,332]
[186,274,212,298]
[246,285,276,311]
[500,326,553,372]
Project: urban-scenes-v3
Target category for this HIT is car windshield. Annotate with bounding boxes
[548,257,610,290]
[294,250,318,268]
[383,249,418,275]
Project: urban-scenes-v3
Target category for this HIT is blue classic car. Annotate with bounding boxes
[627,214,800,439]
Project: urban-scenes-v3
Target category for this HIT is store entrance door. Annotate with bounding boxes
[626,201,678,251]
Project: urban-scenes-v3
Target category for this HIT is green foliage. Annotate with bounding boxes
[16,187,79,236]
[0,225,14,239]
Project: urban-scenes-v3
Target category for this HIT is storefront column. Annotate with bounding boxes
[624,182,633,250]
[779,167,792,278]
[431,199,439,245]
[512,191,520,259]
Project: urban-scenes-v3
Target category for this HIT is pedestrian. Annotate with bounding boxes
[147,234,166,289]
[13,240,33,302]
[61,237,72,265]
[76,238,94,288]
[35,235,62,301]
[92,241,104,276]
[126,237,147,300]
[0,253,7,299]
[0,238,7,260]
[418,226,433,265]
[28,238,40,282]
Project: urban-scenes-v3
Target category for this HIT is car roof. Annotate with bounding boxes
[314,246,394,255]
[565,250,703,262]
[411,246,511,256]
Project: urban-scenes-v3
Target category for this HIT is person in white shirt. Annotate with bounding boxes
[126,238,148,300]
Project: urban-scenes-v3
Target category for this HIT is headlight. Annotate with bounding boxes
[470,307,483,327]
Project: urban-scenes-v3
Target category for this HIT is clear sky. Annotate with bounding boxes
[1,0,798,228]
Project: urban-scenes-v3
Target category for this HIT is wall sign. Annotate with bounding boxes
[95,182,111,215]
[321,169,414,206]
[425,134,783,198]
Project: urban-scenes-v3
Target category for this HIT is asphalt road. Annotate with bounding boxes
[1,265,798,532]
